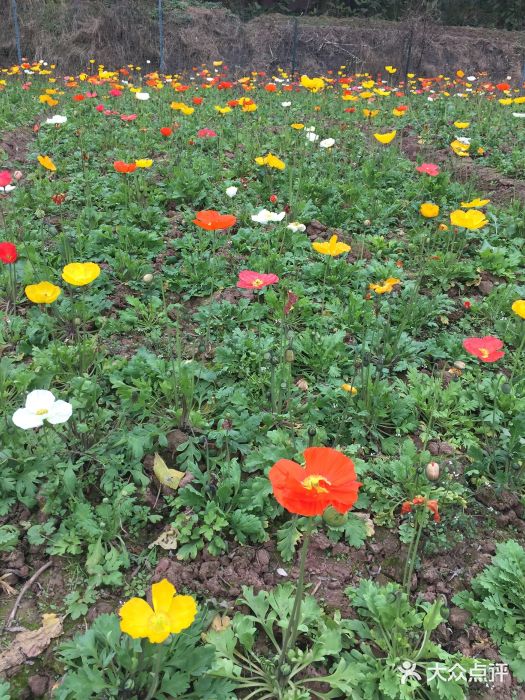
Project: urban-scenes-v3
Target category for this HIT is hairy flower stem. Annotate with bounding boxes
[144,648,163,700]
[277,518,314,681]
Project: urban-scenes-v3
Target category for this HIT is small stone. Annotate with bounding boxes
[449,607,471,630]
[28,675,49,697]
[276,568,288,577]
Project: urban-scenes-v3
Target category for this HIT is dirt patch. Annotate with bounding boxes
[399,132,525,204]
[0,127,34,164]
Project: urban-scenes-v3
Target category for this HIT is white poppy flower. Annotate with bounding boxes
[305,126,316,132]
[281,101,291,107]
[226,186,238,197]
[251,209,286,224]
[45,115,67,125]
[12,390,73,429]
[287,221,306,232]
[306,132,319,142]
[320,138,335,148]
[0,185,16,193]
[467,76,476,81]
[135,92,150,100]
[456,136,471,145]
[513,112,525,118]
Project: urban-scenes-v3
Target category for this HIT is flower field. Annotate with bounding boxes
[1,60,525,699]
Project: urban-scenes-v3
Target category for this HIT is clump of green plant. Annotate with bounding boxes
[56,611,235,699]
[343,580,481,699]
[453,539,525,682]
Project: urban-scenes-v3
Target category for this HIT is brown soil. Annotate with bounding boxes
[2,4,525,77]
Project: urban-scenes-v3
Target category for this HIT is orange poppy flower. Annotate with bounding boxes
[269,447,362,516]
[114,161,137,173]
[193,210,237,231]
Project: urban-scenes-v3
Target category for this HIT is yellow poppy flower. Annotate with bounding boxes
[312,234,351,257]
[453,121,470,128]
[460,198,490,208]
[39,94,58,106]
[119,579,197,644]
[341,384,358,395]
[37,155,57,172]
[291,123,305,129]
[300,75,325,92]
[420,202,440,218]
[363,109,379,118]
[373,130,397,144]
[135,159,153,168]
[361,80,375,89]
[255,153,285,170]
[450,209,488,230]
[62,262,101,286]
[214,106,231,114]
[25,281,62,304]
[450,139,470,156]
[392,108,405,117]
[499,98,513,105]
[213,61,223,67]
[511,300,525,319]
[385,66,397,74]
[242,102,257,112]
[359,91,374,99]
[369,277,401,294]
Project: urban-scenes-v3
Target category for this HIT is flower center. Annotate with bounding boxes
[252,278,264,288]
[147,612,171,637]
[35,408,49,416]
[479,348,489,358]
[301,474,331,494]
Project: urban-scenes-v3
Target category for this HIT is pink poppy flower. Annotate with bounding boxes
[416,163,440,176]
[85,91,97,98]
[236,270,279,290]
[22,83,31,90]
[95,104,105,112]
[109,89,122,97]
[0,171,12,188]
[197,128,217,138]
[121,114,138,121]
[463,336,505,363]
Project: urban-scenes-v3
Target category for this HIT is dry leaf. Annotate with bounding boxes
[0,613,63,672]
[153,453,184,490]
[210,614,231,632]
[148,525,179,550]
[355,512,375,537]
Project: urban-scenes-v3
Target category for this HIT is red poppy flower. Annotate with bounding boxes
[416,163,440,176]
[395,105,408,112]
[52,193,66,205]
[0,241,17,264]
[227,100,239,108]
[344,107,355,113]
[463,336,505,363]
[426,499,440,523]
[109,89,122,97]
[217,81,233,90]
[237,270,279,290]
[269,194,278,203]
[193,210,237,231]
[401,501,412,514]
[95,104,105,112]
[174,85,189,92]
[113,161,137,173]
[496,82,510,91]
[0,171,12,188]
[73,94,85,102]
[265,83,277,92]
[463,300,471,309]
[197,128,217,139]
[269,447,362,516]
[160,127,172,137]
[192,97,203,105]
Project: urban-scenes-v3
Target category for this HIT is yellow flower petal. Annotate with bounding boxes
[167,595,198,633]
[152,578,176,614]
[62,262,101,286]
[373,130,396,144]
[119,597,154,639]
[511,300,525,319]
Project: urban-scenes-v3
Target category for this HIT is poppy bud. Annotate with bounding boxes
[501,383,511,395]
[322,506,347,527]
[73,317,82,326]
[463,300,471,309]
[363,219,371,226]
[269,194,277,203]
[13,171,23,180]
[296,378,308,391]
[308,426,317,437]
[284,348,295,362]
[143,273,154,283]
[426,461,440,481]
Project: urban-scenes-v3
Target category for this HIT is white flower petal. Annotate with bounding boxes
[226,186,238,197]
[12,408,44,429]
[25,390,56,413]
[46,400,73,424]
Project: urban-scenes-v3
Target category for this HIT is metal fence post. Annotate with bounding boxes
[10,0,22,65]
[158,0,166,73]
[291,17,299,78]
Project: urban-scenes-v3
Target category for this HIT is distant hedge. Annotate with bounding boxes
[202,0,525,30]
